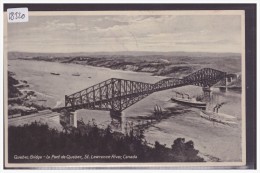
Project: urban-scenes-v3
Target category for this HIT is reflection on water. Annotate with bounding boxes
[9,60,242,162]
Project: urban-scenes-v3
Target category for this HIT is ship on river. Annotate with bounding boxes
[200,110,237,126]
[50,72,60,75]
[171,91,207,109]
[154,104,163,119]
[154,104,162,114]
[200,103,237,126]
[72,72,80,76]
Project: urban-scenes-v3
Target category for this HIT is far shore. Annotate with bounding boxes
[14,55,241,89]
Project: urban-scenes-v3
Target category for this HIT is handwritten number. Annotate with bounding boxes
[9,11,25,21]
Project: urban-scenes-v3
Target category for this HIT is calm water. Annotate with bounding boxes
[8,60,242,162]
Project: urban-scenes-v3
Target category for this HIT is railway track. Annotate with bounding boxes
[8,110,61,126]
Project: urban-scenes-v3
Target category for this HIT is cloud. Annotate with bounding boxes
[7,15,242,53]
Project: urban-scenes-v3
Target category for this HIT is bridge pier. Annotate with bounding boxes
[59,110,77,128]
[202,87,211,101]
[69,111,77,128]
[110,110,122,118]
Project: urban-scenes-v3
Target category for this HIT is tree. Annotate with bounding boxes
[171,138,204,162]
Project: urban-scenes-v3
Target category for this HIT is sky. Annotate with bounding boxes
[7,14,242,53]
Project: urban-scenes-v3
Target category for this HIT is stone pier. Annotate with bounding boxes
[110,109,122,118]
[202,87,211,101]
[59,110,77,128]
[69,111,77,128]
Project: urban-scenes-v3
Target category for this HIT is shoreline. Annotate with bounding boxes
[13,58,241,89]
[8,72,50,117]
[16,54,241,79]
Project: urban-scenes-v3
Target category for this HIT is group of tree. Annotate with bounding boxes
[8,121,204,163]
[8,71,21,98]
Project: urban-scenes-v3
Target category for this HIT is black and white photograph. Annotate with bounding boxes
[4,7,252,168]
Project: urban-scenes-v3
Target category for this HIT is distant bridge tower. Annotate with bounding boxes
[182,68,227,101]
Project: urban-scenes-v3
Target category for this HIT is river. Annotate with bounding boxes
[8,59,242,162]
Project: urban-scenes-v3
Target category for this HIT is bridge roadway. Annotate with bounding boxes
[52,68,227,116]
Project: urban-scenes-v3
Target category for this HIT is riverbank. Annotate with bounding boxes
[8,72,49,117]
[20,56,195,78]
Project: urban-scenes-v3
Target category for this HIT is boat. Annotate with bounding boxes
[154,105,163,119]
[50,72,60,75]
[200,110,237,126]
[154,104,162,114]
[171,92,206,109]
[72,72,80,76]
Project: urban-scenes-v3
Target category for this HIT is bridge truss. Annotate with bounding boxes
[64,68,226,112]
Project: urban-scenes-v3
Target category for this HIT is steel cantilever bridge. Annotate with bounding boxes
[60,68,226,116]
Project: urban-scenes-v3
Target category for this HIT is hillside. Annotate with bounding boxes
[8,51,241,78]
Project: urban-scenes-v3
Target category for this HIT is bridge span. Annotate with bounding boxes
[53,68,226,117]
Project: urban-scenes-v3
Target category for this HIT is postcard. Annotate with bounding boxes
[4,8,248,168]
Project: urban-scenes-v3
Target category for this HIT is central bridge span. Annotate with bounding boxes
[59,68,226,116]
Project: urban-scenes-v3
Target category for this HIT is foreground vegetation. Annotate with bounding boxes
[9,121,204,163]
[8,71,22,98]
